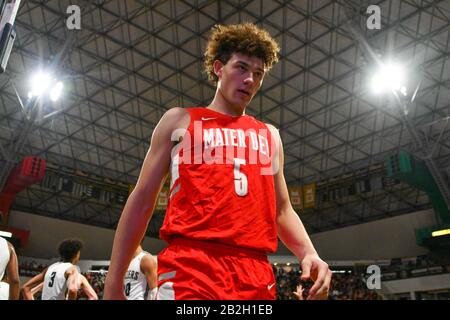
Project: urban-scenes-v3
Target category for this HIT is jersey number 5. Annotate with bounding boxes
[234,159,248,196]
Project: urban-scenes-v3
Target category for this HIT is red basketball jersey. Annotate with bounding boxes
[159,107,278,253]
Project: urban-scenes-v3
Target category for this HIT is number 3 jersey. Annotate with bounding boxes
[42,262,73,300]
[160,107,278,253]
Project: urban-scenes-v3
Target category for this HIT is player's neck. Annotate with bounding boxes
[61,259,75,264]
[208,91,246,117]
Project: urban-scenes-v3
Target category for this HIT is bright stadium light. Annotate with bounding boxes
[49,81,64,101]
[371,62,407,96]
[432,228,450,237]
[29,71,51,97]
[28,71,64,101]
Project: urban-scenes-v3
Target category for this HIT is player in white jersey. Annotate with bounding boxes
[0,237,19,300]
[21,239,90,300]
[124,245,157,300]
[23,273,98,300]
[0,281,9,300]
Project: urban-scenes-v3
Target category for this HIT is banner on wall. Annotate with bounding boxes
[303,183,316,209]
[156,187,169,211]
[288,187,303,211]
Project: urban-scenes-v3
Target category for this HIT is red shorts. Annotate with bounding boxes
[155,238,276,300]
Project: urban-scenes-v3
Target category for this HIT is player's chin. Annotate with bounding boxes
[234,92,252,103]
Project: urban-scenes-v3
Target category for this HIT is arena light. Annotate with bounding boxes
[0,231,12,238]
[29,71,51,97]
[431,228,450,237]
[371,62,407,96]
[28,71,64,101]
[49,81,64,102]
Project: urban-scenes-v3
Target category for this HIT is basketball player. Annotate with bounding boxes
[104,23,331,300]
[123,244,157,300]
[23,273,98,300]
[21,239,86,300]
[0,237,20,300]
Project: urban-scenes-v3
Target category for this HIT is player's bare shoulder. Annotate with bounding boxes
[155,107,190,144]
[6,240,16,254]
[265,123,281,149]
[265,123,282,175]
[160,107,190,130]
[140,253,157,271]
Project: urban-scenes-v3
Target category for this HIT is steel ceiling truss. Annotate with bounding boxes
[1,0,449,233]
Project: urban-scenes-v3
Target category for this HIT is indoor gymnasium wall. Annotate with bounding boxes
[9,208,437,261]
[382,273,450,295]
[7,210,167,260]
[275,209,437,261]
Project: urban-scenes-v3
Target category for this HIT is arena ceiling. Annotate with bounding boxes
[0,0,449,236]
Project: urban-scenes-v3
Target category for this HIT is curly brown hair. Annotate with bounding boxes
[204,23,280,84]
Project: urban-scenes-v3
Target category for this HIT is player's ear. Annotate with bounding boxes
[213,60,224,79]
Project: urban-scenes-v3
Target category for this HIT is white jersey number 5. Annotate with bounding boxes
[234,158,248,196]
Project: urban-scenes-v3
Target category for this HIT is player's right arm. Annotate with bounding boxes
[103,107,189,300]
[21,268,48,300]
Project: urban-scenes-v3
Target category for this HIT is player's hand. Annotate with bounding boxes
[300,254,332,300]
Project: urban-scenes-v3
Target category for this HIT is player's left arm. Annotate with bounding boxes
[65,266,80,300]
[78,274,98,300]
[267,124,332,300]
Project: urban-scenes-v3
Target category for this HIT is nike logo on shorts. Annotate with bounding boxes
[201,117,216,121]
[267,283,275,290]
